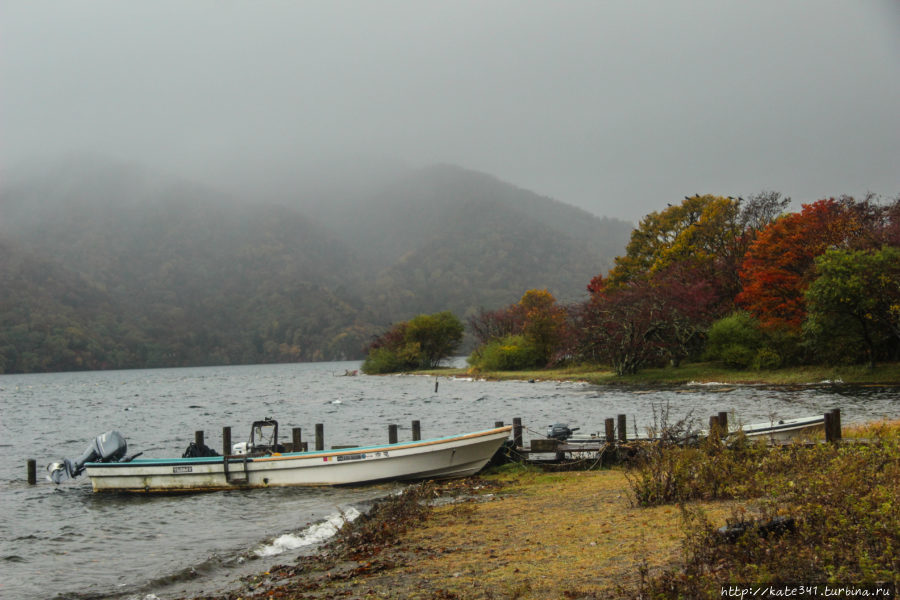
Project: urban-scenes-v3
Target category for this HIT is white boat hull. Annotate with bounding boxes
[85,426,511,493]
[563,415,826,445]
[738,415,825,442]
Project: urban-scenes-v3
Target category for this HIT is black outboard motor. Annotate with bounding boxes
[547,423,580,441]
[48,430,128,484]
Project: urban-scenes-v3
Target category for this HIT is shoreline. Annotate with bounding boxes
[419,361,900,387]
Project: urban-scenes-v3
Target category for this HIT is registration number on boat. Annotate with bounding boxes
[173,466,193,473]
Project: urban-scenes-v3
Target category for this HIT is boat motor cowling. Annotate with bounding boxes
[48,430,128,484]
[547,423,580,441]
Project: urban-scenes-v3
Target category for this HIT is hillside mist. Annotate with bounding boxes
[0,158,631,373]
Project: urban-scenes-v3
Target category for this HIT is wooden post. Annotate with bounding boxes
[195,430,204,447]
[389,424,398,444]
[605,418,615,444]
[709,415,720,436]
[292,427,302,452]
[222,426,232,456]
[513,418,523,448]
[435,378,439,393]
[27,459,36,485]
[825,409,842,443]
[412,420,421,441]
[717,411,729,434]
[315,423,324,451]
[617,414,627,442]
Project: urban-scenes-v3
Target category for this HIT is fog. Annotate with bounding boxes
[2,1,898,221]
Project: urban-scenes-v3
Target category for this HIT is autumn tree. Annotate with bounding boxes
[576,268,717,375]
[467,289,569,370]
[607,192,788,313]
[737,198,866,330]
[467,306,523,347]
[606,194,719,287]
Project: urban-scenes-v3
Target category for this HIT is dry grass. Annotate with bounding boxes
[201,468,740,599]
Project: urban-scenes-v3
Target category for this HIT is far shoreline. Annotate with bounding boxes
[417,361,900,387]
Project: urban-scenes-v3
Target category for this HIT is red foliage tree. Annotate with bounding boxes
[577,266,718,374]
[736,198,866,330]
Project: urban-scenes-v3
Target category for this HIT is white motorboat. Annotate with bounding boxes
[48,421,511,493]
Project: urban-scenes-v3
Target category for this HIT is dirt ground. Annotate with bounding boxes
[187,468,739,599]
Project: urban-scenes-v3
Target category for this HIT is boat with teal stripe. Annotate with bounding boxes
[48,419,511,493]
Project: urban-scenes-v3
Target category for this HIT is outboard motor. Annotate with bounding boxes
[48,430,128,484]
[547,423,580,441]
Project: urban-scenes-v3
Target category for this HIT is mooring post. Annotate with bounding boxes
[222,426,232,456]
[435,377,439,393]
[717,411,729,435]
[412,420,421,441]
[27,459,36,485]
[825,409,842,443]
[195,430,204,447]
[617,414,627,442]
[315,423,324,451]
[605,418,615,444]
[513,417,523,448]
[292,427,302,452]
[389,424,398,444]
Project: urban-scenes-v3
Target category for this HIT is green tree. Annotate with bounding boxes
[405,311,465,368]
[804,247,900,367]
[362,311,464,374]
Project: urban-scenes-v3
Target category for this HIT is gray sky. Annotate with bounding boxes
[2,1,898,222]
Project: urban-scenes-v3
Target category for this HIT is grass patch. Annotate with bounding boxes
[420,361,900,386]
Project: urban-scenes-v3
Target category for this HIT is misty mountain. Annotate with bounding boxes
[0,158,632,373]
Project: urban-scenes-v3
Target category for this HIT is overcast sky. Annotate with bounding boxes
[2,1,898,222]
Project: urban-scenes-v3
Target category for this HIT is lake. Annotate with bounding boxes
[1,361,896,599]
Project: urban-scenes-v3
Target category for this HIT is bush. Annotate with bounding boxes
[752,347,782,370]
[636,432,900,597]
[361,346,405,374]
[704,312,764,366]
[720,343,757,369]
[468,335,543,371]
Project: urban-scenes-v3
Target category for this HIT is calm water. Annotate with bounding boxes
[1,361,897,600]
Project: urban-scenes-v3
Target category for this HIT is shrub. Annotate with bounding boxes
[637,432,900,597]
[361,347,405,374]
[704,312,764,366]
[752,347,782,370]
[720,343,757,369]
[468,335,543,371]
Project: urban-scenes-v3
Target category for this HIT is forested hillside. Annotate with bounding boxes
[0,158,631,373]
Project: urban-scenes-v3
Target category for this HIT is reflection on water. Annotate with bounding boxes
[1,362,897,599]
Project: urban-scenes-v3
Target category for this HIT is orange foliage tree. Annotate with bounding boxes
[736,199,866,330]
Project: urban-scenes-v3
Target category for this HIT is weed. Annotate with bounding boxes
[637,434,900,597]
